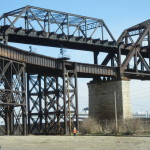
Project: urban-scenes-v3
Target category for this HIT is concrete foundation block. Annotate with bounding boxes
[88,80,132,120]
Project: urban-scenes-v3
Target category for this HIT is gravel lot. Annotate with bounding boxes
[0,136,150,150]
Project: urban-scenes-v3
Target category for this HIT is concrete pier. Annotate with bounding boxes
[88,80,132,120]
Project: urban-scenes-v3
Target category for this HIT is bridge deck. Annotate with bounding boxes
[0,43,117,77]
[0,27,117,53]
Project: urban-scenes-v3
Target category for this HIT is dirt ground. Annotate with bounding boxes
[0,136,150,150]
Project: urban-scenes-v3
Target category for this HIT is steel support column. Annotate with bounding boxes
[93,52,99,65]
[0,57,26,135]
[27,62,79,135]
[63,62,79,135]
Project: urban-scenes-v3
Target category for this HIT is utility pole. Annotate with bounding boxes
[114,91,118,134]
[66,71,71,135]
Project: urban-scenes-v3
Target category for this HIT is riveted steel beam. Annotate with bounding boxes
[0,6,117,52]
[118,20,150,75]
[0,57,26,135]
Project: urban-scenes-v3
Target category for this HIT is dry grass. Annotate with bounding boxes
[121,119,144,134]
[79,117,102,134]
[80,117,150,135]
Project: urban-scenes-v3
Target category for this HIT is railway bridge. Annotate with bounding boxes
[0,6,150,135]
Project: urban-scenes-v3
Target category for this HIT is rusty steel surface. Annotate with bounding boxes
[117,19,150,77]
[0,6,150,78]
[0,5,117,52]
[1,6,150,136]
[0,57,26,135]
[0,43,117,77]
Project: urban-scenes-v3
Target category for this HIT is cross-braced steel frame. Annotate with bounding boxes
[117,19,150,78]
[1,5,150,79]
[27,74,65,134]
[27,62,78,135]
[0,5,116,49]
[0,57,26,135]
[2,5,150,135]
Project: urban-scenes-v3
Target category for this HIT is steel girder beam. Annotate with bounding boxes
[0,57,26,135]
[0,42,117,78]
[0,6,117,50]
[101,52,118,67]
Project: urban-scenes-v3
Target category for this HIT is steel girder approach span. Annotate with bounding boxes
[0,43,116,135]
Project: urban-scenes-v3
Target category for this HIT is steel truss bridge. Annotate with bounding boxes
[0,6,150,135]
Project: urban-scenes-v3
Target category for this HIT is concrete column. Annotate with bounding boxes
[88,80,132,120]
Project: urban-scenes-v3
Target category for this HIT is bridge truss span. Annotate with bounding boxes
[117,19,150,79]
[1,6,150,136]
[0,5,117,51]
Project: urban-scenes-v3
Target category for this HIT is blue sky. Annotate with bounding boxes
[1,0,150,38]
[1,0,150,114]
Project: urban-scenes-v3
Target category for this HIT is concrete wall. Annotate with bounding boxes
[88,80,132,120]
